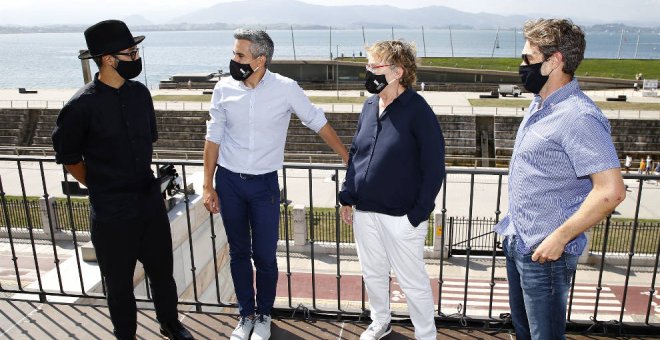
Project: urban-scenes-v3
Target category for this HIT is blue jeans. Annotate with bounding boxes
[216,166,280,317]
[503,236,579,340]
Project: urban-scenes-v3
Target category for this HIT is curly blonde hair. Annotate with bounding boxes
[366,40,417,88]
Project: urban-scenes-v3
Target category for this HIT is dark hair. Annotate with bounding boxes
[523,18,586,76]
[92,56,103,68]
[233,29,275,66]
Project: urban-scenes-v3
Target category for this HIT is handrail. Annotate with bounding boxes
[2,100,659,119]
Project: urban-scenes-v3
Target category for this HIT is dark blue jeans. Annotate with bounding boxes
[216,166,280,317]
[503,236,579,340]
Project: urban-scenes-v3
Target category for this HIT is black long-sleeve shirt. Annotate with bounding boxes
[339,88,445,227]
[52,74,158,222]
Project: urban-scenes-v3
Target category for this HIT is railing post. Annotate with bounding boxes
[433,210,448,258]
[578,228,595,264]
[293,204,307,246]
[39,196,58,236]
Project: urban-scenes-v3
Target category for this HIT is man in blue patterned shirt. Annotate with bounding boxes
[494,19,626,339]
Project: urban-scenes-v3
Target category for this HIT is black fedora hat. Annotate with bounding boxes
[78,19,145,60]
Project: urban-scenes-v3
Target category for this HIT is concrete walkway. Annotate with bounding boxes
[1,87,659,109]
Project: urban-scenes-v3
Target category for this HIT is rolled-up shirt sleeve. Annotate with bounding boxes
[205,85,226,144]
[287,81,327,132]
[52,103,87,165]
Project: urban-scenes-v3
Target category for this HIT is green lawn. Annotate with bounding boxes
[340,57,660,80]
[152,95,211,102]
[2,195,657,254]
[421,57,660,80]
[469,99,532,108]
[152,95,366,104]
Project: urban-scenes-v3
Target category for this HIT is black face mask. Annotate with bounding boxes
[364,70,389,94]
[519,61,549,94]
[230,59,258,81]
[113,57,142,80]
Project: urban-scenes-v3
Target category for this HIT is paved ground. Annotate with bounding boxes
[1,239,659,329]
[0,299,654,339]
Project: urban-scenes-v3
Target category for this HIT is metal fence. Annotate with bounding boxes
[447,216,660,257]
[0,156,659,335]
[0,199,41,230]
[447,216,502,256]
[591,221,660,255]
[2,99,659,119]
[6,195,657,255]
[52,200,91,233]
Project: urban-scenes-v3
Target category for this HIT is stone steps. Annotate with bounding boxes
[0,135,19,145]
[0,114,26,123]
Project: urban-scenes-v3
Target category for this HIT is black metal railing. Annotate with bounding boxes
[0,155,658,336]
[447,216,502,256]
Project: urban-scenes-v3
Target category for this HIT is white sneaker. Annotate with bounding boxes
[250,314,272,340]
[230,316,255,340]
[360,320,392,340]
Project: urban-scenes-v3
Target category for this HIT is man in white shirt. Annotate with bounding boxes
[202,29,348,340]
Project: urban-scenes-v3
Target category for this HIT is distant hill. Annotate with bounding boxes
[1,0,659,35]
[122,15,153,27]
[169,0,529,29]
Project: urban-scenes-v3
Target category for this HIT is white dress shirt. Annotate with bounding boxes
[205,70,328,174]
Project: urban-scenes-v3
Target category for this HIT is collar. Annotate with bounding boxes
[533,78,579,109]
[93,72,135,93]
[237,69,272,90]
[365,86,415,106]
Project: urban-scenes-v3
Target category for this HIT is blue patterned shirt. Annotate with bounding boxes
[494,79,620,255]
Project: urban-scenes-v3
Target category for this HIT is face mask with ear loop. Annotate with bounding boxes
[112,57,143,80]
[364,67,400,94]
[229,57,262,81]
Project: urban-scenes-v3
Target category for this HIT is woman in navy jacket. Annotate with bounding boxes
[339,40,445,340]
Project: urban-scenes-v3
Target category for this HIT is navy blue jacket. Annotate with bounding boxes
[339,88,445,227]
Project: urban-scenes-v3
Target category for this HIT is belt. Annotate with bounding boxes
[238,172,271,180]
[220,166,275,180]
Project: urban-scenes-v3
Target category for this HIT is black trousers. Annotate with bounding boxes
[91,183,179,339]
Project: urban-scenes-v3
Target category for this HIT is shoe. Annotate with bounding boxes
[159,320,194,340]
[250,314,272,340]
[360,320,392,340]
[231,315,256,340]
[112,329,136,340]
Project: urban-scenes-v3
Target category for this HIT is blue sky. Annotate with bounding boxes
[2,0,659,26]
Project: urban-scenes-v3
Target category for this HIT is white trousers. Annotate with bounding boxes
[353,210,437,340]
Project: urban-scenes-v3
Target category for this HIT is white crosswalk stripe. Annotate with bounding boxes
[397,279,635,322]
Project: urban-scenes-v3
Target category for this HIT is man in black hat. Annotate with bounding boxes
[52,19,194,340]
